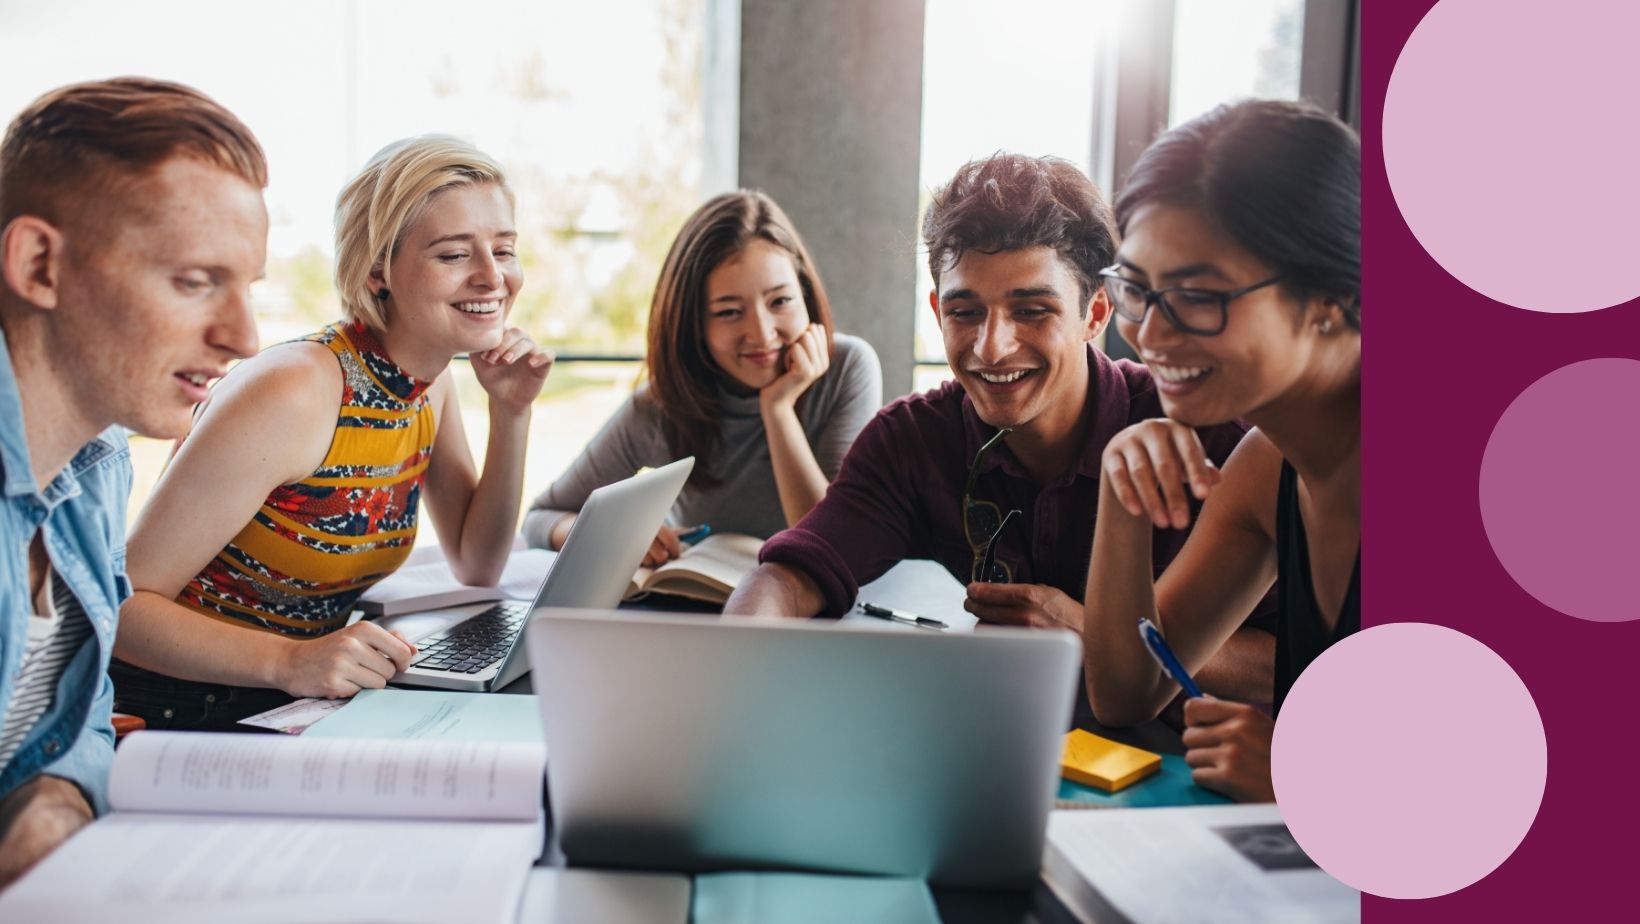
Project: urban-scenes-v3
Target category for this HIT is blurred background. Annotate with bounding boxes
[0,0,1358,535]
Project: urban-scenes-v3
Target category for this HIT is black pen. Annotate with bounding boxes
[857,602,947,630]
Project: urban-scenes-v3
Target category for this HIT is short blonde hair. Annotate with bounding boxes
[333,135,512,330]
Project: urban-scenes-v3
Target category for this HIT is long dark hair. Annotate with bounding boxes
[645,190,834,487]
[1115,100,1360,329]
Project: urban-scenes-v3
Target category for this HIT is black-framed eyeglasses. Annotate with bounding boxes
[964,427,1020,583]
[1098,266,1283,336]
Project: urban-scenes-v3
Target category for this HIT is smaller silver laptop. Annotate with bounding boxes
[387,457,694,693]
[527,609,1081,887]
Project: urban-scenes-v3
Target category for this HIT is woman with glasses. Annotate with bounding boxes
[522,191,881,564]
[1082,100,1360,802]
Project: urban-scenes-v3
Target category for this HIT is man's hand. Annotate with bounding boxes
[964,582,1083,631]
[0,776,94,890]
[1181,697,1276,802]
[273,622,417,699]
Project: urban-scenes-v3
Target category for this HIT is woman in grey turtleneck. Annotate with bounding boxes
[523,190,881,565]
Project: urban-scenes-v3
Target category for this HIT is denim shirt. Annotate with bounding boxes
[0,326,129,813]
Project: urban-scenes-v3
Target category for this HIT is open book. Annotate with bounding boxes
[0,731,547,924]
[624,532,764,605]
[357,534,763,616]
[1041,804,1359,924]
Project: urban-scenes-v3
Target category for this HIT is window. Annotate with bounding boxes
[1169,0,1305,126]
[0,0,704,525]
[915,0,1107,382]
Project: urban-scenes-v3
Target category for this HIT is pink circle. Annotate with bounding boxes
[1273,623,1546,899]
[1480,359,1640,622]
[1385,0,1640,312]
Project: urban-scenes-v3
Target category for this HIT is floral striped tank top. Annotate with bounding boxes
[177,322,435,637]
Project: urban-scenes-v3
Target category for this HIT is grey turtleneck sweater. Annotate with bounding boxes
[522,333,882,544]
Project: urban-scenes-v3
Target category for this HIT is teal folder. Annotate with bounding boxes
[304,688,543,743]
[691,873,939,924]
[1056,753,1232,808]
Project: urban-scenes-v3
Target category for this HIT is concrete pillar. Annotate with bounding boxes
[735,0,926,400]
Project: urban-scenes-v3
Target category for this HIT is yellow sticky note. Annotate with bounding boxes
[1060,729,1162,792]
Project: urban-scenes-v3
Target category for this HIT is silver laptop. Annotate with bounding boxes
[526,609,1081,887]
[387,457,694,692]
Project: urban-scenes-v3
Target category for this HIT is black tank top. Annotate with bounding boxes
[1273,461,1360,715]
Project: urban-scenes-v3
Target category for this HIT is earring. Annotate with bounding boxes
[376,288,390,301]
[1319,319,1335,334]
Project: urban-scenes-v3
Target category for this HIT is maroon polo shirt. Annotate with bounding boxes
[761,344,1268,626]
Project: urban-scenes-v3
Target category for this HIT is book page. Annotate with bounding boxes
[1043,805,1359,924]
[0,814,540,924]
[645,532,763,595]
[108,731,545,821]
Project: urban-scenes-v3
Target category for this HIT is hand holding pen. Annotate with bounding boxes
[1147,615,1276,802]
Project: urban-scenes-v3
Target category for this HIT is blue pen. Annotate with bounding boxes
[677,524,712,544]
[1137,617,1203,698]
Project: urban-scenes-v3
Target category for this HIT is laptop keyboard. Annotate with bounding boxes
[408,602,529,674]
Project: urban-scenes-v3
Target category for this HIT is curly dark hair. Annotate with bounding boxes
[922,153,1117,315]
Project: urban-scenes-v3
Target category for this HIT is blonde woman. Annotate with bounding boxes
[111,136,551,728]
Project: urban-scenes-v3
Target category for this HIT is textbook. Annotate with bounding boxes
[0,731,547,924]
[1041,804,1359,924]
[356,533,761,615]
[623,532,764,604]
[356,546,557,616]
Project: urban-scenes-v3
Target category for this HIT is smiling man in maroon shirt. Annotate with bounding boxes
[725,153,1274,705]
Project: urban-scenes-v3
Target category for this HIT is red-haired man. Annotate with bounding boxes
[0,78,266,886]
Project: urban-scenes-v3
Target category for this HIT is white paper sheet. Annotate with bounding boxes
[237,696,350,734]
[847,559,978,631]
